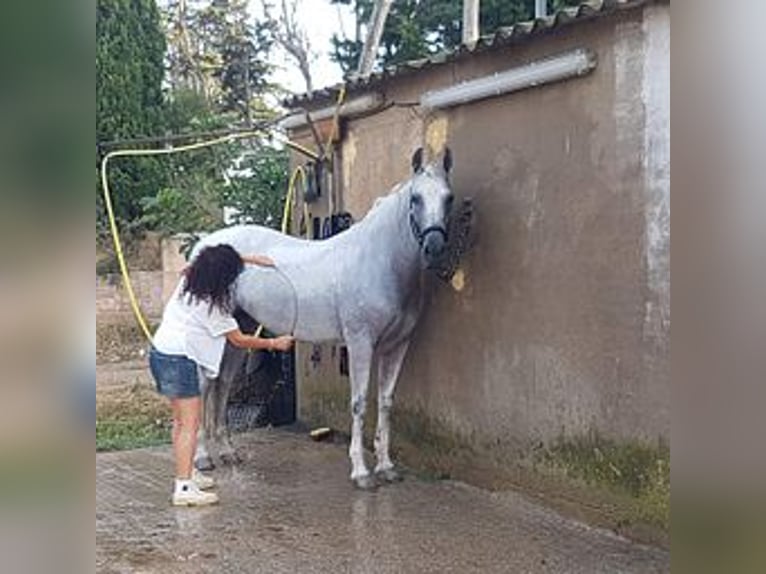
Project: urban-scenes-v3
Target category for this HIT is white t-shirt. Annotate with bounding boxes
[152,281,239,378]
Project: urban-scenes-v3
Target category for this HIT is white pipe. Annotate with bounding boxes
[535,0,547,19]
[463,0,480,45]
[280,93,383,130]
[420,49,597,110]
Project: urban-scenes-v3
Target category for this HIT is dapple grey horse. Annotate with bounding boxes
[193,148,455,489]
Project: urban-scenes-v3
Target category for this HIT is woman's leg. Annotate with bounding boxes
[171,395,218,505]
[171,396,201,479]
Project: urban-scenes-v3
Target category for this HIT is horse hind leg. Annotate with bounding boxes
[347,340,376,490]
[216,345,248,465]
[216,378,240,466]
[194,370,216,471]
[374,340,410,484]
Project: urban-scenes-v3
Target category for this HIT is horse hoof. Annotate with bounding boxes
[219,451,241,466]
[376,468,403,483]
[194,456,215,472]
[352,475,377,491]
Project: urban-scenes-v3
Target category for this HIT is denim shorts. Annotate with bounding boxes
[149,348,200,398]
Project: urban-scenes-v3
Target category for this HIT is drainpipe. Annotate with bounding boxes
[535,0,547,18]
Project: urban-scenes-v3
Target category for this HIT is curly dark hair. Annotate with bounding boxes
[182,244,244,313]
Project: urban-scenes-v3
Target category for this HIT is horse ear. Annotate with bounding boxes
[411,148,424,173]
[443,147,453,174]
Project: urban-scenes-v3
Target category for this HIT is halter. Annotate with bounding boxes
[409,213,447,247]
[408,182,448,247]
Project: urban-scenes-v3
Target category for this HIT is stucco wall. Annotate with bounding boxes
[292,4,669,449]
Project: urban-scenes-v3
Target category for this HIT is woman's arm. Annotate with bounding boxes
[225,329,294,351]
[242,254,275,267]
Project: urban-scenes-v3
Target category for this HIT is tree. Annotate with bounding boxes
[138,87,232,239]
[163,0,274,125]
[262,0,317,93]
[163,0,205,94]
[219,145,290,228]
[356,0,394,77]
[99,0,288,254]
[97,0,167,231]
[330,0,583,74]
[138,88,288,245]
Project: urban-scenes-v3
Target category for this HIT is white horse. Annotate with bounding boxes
[194,148,455,489]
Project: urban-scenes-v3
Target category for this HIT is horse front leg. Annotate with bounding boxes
[347,340,375,490]
[374,340,410,483]
[194,369,216,471]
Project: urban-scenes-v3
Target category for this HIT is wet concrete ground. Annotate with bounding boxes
[96,428,669,573]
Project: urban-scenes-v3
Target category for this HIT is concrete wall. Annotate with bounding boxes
[292,3,669,449]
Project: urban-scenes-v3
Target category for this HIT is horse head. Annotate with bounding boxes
[408,147,455,269]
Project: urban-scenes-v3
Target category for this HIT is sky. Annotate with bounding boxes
[249,0,356,95]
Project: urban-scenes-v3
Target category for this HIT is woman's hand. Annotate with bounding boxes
[269,335,295,352]
[243,254,275,267]
[226,330,294,352]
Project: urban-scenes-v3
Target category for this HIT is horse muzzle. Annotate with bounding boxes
[421,227,447,268]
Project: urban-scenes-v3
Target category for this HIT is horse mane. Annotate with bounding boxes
[360,181,408,223]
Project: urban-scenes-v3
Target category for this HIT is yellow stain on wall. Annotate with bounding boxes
[425,116,449,158]
[451,268,466,292]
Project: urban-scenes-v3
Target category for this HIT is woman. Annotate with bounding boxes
[150,244,294,506]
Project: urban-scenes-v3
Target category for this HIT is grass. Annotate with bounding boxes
[392,408,671,541]
[303,389,670,543]
[96,319,170,451]
[390,405,477,481]
[538,431,670,530]
[96,419,171,452]
[96,380,172,452]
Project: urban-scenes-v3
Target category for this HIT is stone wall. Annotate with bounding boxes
[96,236,188,326]
[96,271,164,325]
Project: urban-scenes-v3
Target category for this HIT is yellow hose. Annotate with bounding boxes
[100,89,345,344]
[282,165,306,234]
[100,134,318,343]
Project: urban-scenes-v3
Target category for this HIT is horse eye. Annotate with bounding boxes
[410,195,422,207]
[445,194,455,210]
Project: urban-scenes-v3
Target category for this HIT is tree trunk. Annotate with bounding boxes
[462,0,480,45]
[356,0,393,78]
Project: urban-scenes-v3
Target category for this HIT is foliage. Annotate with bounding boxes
[96,419,172,452]
[98,0,586,246]
[261,0,317,93]
[113,88,220,255]
[138,187,219,236]
[98,0,283,258]
[163,0,274,124]
[134,86,288,244]
[138,142,288,246]
[97,0,167,231]
[540,432,670,529]
[96,379,172,452]
[220,145,290,228]
[330,0,583,73]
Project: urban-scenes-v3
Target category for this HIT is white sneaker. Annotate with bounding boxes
[192,468,216,490]
[172,482,219,507]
